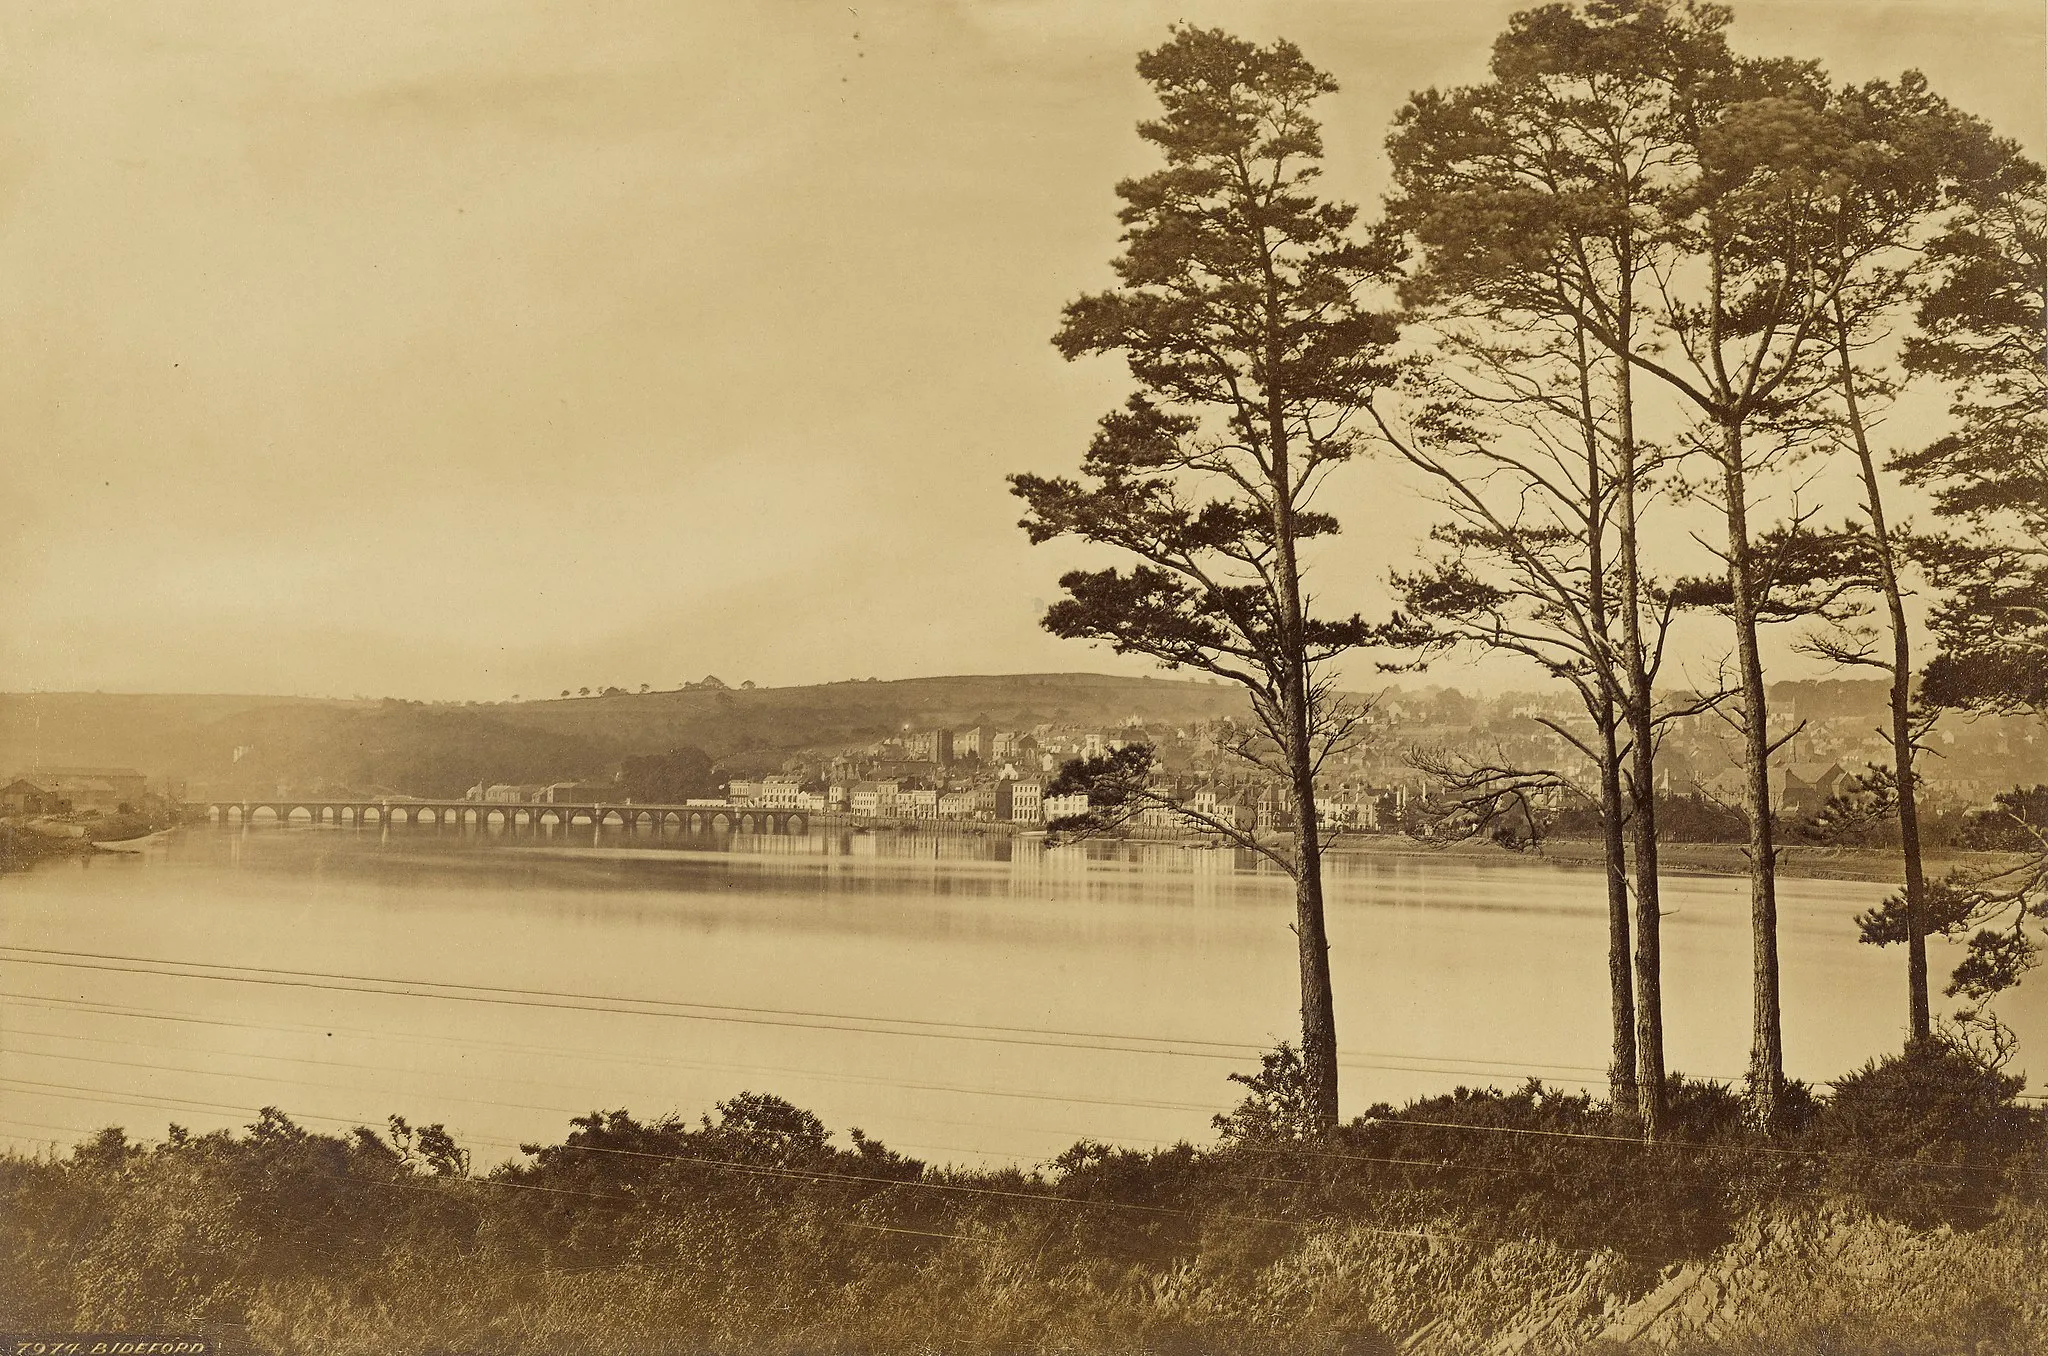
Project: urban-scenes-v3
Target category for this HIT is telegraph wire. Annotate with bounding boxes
[33,980,2012,1103]
[0,949,1636,1085]
[0,993,1225,1116]
[0,1025,1502,1175]
[0,1032,1209,1157]
[6,978,2036,1175]
[0,944,1262,1060]
[0,1074,529,1155]
[1362,1114,2048,1179]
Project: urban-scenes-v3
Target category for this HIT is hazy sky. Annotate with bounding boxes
[3,1,2041,700]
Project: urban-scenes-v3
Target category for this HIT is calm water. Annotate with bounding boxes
[2,823,2039,1166]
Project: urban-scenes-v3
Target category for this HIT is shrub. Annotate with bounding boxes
[1819,1041,2041,1228]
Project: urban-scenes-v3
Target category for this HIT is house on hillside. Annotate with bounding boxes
[1778,762,1851,818]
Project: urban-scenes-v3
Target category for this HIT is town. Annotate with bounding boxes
[4,678,2038,844]
[414,678,2041,837]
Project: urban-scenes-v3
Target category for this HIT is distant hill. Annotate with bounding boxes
[0,674,1249,799]
[11,673,2030,805]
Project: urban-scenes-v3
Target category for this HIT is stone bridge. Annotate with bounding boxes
[187,799,811,835]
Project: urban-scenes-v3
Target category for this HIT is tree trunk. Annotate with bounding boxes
[1268,355,1339,1133]
[1836,318,1931,1044]
[1883,573,1933,1046]
[1289,744,1340,1133]
[1579,326,1636,1121]
[1614,336,1666,1141]
[1720,416,1785,1131]
[1597,711,1638,1119]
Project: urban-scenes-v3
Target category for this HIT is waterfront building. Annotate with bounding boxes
[18,767,147,813]
[540,782,613,803]
[849,780,900,817]
[996,779,1043,824]
[1042,791,1090,821]
[1,779,64,817]
[1138,802,1181,829]
[758,776,804,809]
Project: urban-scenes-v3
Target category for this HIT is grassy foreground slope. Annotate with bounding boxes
[3,1046,2042,1355]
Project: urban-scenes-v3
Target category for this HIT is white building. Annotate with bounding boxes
[996,779,1042,824]
[1043,791,1091,821]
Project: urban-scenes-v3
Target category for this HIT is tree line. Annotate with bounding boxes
[1013,1,2045,1140]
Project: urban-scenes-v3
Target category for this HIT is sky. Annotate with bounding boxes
[1,0,2041,701]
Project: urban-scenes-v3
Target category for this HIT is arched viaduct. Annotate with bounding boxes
[188,800,810,836]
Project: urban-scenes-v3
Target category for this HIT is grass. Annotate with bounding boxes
[1,1046,2042,1355]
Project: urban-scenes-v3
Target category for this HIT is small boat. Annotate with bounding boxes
[93,828,177,853]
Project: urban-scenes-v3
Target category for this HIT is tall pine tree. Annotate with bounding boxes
[1012,27,1398,1132]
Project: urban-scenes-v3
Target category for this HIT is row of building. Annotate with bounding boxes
[1,766,153,818]
[718,775,1391,830]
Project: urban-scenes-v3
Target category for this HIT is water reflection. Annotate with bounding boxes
[1,821,2037,1168]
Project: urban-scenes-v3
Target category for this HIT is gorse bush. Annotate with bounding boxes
[1819,1040,2039,1228]
[3,1065,2039,1355]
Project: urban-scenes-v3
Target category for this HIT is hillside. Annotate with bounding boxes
[0,674,1250,799]
[6,675,2037,805]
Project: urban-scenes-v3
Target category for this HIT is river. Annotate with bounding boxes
[1,823,2039,1167]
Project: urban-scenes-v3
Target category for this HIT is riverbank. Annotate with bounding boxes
[0,822,99,870]
[0,813,171,869]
